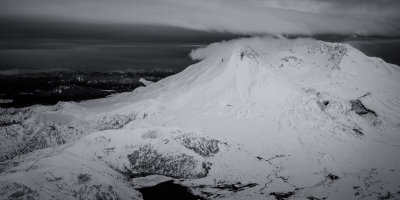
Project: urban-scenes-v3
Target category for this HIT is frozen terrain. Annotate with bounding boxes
[1,37,400,199]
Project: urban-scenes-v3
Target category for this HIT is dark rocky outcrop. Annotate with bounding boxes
[326,173,340,181]
[350,100,377,116]
[77,174,92,184]
[127,144,210,179]
[269,191,295,200]
[174,133,220,157]
[0,183,39,200]
[350,99,380,126]
[77,184,121,200]
[212,182,258,192]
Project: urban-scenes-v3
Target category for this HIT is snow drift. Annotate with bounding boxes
[1,37,400,199]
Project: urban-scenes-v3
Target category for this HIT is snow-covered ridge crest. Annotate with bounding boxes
[136,37,400,119]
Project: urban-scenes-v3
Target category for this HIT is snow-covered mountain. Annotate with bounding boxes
[1,37,400,200]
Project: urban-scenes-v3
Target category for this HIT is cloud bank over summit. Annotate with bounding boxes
[1,0,399,36]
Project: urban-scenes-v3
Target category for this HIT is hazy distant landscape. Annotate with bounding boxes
[0,70,176,107]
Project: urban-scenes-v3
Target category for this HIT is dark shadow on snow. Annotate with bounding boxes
[138,180,204,200]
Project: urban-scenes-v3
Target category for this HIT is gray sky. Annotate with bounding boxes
[0,0,399,71]
[1,0,399,36]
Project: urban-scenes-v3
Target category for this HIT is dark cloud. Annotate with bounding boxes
[0,17,244,71]
[0,17,244,44]
[0,44,195,71]
[250,0,400,16]
[0,0,399,71]
[0,0,399,36]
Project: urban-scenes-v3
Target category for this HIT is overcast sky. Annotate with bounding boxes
[0,0,399,71]
[1,0,399,36]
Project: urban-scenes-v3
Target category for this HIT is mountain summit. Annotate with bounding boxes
[1,37,400,199]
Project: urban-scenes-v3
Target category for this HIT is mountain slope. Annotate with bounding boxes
[1,37,400,200]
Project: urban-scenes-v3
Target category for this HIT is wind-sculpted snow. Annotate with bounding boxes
[0,100,160,162]
[0,128,246,199]
[95,100,160,131]
[92,128,220,179]
[1,37,400,199]
[0,104,90,162]
[279,90,366,138]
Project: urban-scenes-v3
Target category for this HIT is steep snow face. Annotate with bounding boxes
[1,37,400,200]
[127,43,301,119]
